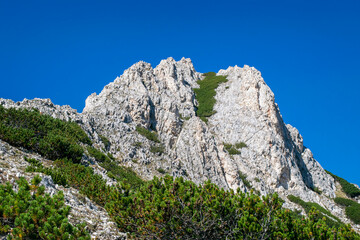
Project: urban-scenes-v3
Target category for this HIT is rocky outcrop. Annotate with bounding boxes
[1,57,359,232]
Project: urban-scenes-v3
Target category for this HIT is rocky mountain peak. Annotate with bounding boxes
[1,57,359,235]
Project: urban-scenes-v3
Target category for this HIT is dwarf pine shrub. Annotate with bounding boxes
[0,175,90,239]
[0,106,90,163]
[193,72,228,123]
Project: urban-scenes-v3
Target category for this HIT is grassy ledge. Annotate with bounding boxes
[193,72,228,123]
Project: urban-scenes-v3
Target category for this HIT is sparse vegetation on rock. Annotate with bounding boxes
[135,126,160,143]
[224,142,247,155]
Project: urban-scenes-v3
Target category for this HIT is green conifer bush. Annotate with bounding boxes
[0,106,91,163]
[287,195,341,227]
[99,135,111,150]
[224,143,241,155]
[193,72,228,122]
[26,158,360,239]
[110,176,359,239]
[135,126,160,143]
[335,197,360,224]
[150,145,165,155]
[224,142,246,155]
[238,170,252,189]
[0,175,90,239]
[87,146,108,162]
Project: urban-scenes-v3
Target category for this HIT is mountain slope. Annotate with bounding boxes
[1,57,359,235]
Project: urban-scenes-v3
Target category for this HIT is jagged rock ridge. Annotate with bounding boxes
[1,57,359,235]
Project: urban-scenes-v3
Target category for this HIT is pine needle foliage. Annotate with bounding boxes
[0,106,91,163]
[86,146,144,188]
[87,146,108,162]
[224,142,246,155]
[112,176,359,239]
[238,170,252,189]
[99,135,111,150]
[287,195,341,227]
[0,175,90,239]
[326,170,360,198]
[135,126,160,143]
[224,143,241,155]
[25,159,360,239]
[150,145,165,155]
[193,72,228,123]
[334,197,360,224]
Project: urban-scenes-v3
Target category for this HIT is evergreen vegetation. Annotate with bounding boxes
[87,146,109,162]
[238,170,252,189]
[99,135,111,150]
[287,195,341,227]
[0,175,90,239]
[334,197,360,224]
[224,142,247,155]
[135,126,160,143]
[150,145,165,155]
[99,158,144,189]
[157,168,166,174]
[133,141,142,148]
[86,146,144,188]
[224,143,241,155]
[193,72,228,122]
[326,170,360,198]
[235,142,247,149]
[112,176,359,239]
[0,106,91,163]
[24,158,360,239]
[2,106,360,239]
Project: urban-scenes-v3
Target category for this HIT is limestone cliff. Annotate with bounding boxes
[1,57,359,236]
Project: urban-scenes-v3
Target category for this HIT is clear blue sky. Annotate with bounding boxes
[1,0,359,185]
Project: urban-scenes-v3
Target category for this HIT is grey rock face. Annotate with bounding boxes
[0,57,358,232]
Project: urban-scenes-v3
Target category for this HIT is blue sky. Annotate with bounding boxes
[1,0,359,185]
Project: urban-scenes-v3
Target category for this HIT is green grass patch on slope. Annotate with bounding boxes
[288,195,342,227]
[326,170,360,198]
[0,105,91,163]
[334,197,360,224]
[135,126,160,143]
[193,72,228,122]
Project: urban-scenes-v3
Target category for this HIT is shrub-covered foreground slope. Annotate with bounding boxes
[25,157,360,239]
[0,106,358,239]
[0,175,90,239]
